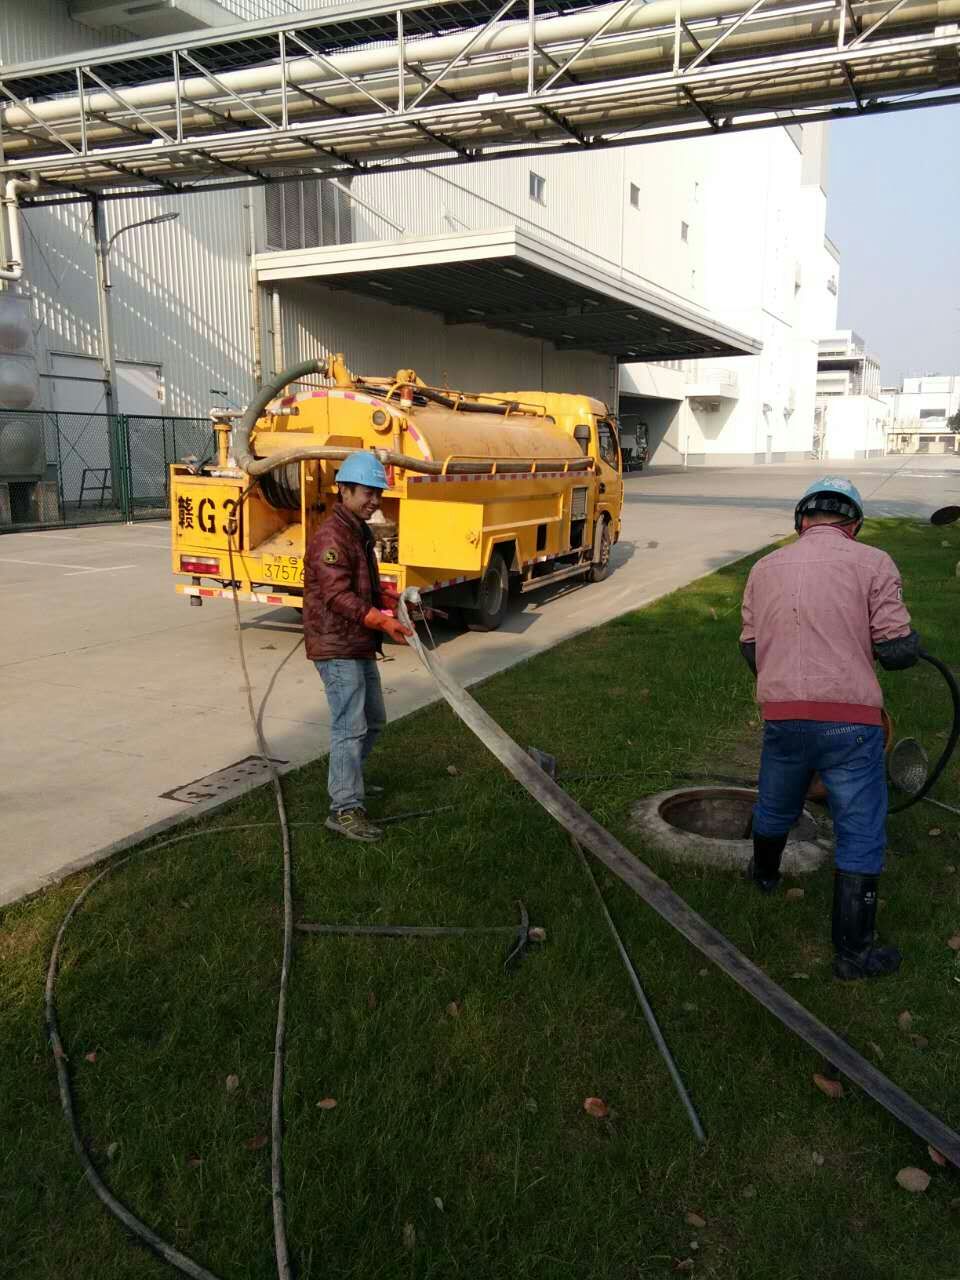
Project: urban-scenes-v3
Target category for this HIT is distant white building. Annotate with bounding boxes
[814,329,889,461]
[884,375,960,454]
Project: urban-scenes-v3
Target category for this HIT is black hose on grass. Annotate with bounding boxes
[889,650,960,815]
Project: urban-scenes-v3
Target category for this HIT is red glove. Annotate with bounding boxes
[364,608,413,645]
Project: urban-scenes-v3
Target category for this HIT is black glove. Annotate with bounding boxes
[873,629,921,671]
[739,640,758,676]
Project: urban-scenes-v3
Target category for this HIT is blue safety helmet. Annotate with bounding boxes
[336,451,389,489]
[794,476,864,534]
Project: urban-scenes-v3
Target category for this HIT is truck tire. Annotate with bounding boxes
[588,519,612,583]
[469,551,510,631]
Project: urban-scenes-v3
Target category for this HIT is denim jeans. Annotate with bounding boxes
[315,659,386,813]
[753,719,887,875]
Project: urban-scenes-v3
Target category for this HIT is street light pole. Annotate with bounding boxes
[92,199,117,419]
[93,203,179,417]
[91,204,179,516]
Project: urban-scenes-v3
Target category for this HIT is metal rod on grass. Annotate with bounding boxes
[571,835,707,1144]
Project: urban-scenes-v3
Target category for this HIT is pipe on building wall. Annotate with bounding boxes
[246,199,263,387]
[0,174,40,282]
[270,287,283,377]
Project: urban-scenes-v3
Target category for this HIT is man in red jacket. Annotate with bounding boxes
[740,478,920,979]
[304,452,412,842]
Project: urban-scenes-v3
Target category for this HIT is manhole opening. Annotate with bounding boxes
[658,788,816,842]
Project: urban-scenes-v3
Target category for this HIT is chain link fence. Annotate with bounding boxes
[0,409,213,527]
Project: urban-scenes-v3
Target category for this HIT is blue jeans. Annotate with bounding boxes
[315,659,386,813]
[753,720,887,875]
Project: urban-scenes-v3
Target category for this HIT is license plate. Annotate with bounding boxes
[261,554,304,585]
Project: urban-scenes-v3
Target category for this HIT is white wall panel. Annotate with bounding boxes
[276,280,611,403]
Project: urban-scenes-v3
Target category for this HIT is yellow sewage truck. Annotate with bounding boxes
[171,355,623,630]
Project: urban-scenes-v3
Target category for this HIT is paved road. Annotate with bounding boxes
[3,455,958,905]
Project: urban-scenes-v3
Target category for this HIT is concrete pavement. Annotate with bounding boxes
[2,454,957,906]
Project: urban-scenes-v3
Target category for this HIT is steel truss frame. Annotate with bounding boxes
[1,0,958,202]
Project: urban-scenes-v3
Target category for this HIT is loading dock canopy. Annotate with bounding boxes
[256,227,761,362]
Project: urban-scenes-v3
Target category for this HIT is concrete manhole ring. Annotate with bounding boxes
[629,786,828,875]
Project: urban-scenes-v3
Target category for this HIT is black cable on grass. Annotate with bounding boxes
[44,823,288,1280]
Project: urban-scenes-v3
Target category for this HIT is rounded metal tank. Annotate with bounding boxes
[405,404,583,464]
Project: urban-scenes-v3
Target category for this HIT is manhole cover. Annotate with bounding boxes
[161,754,287,804]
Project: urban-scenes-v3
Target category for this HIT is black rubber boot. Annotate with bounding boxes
[746,833,787,894]
[831,872,902,980]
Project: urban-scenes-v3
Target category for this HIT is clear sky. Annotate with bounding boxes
[826,104,960,385]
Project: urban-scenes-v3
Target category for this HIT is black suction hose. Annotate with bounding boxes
[889,649,960,814]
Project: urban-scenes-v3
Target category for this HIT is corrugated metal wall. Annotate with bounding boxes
[277,281,614,404]
[1,0,129,63]
[23,191,256,416]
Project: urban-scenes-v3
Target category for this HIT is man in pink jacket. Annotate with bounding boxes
[740,478,920,980]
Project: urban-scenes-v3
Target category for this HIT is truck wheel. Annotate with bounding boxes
[588,520,612,583]
[469,552,510,631]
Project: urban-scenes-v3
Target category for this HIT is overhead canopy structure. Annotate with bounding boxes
[1,0,958,202]
[256,226,762,361]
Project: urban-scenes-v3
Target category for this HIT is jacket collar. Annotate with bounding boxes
[800,522,856,542]
[332,502,369,540]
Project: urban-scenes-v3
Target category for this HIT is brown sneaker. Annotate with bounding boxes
[325,808,382,842]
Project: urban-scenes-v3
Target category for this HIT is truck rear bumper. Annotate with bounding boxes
[176,583,303,608]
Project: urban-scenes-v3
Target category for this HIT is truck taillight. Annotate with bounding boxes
[180,556,220,575]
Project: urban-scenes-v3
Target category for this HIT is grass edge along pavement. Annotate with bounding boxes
[2,515,960,1280]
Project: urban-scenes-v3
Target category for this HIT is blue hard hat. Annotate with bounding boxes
[336,451,389,489]
[794,476,864,533]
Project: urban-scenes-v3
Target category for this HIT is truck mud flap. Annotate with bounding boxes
[398,593,960,1166]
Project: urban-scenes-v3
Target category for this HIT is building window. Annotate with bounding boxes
[919,409,946,419]
[529,171,546,204]
[629,183,640,209]
[597,421,620,469]
[680,220,689,242]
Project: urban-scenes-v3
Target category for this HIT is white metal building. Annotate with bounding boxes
[2,0,841,470]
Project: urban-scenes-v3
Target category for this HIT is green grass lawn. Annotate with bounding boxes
[3,517,960,1280]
